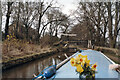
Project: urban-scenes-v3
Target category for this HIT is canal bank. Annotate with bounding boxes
[2,48,76,79]
[2,47,69,70]
[94,46,120,64]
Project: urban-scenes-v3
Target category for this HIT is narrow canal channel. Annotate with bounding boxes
[2,52,74,79]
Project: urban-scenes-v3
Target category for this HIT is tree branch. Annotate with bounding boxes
[117,27,120,35]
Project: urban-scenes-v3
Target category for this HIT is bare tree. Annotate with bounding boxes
[0,1,2,41]
[73,2,120,47]
[35,1,69,43]
[4,2,13,39]
[11,2,39,40]
[36,1,52,42]
[46,8,69,37]
[74,2,105,46]
[106,2,120,48]
[15,2,20,37]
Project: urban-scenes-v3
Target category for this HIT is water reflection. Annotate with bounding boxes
[2,52,73,79]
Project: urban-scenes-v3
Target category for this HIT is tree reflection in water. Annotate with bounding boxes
[2,52,73,79]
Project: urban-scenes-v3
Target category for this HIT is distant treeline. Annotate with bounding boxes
[1,1,120,48]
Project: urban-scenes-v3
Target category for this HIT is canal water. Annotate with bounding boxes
[2,52,74,79]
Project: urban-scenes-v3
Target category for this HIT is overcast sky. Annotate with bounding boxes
[42,0,78,15]
[56,0,78,15]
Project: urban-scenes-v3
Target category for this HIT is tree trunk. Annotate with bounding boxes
[108,2,113,48]
[103,23,107,46]
[42,27,47,37]
[36,14,42,43]
[55,28,58,37]
[97,4,101,46]
[55,23,58,37]
[15,2,20,38]
[36,2,43,43]
[113,2,119,48]
[5,2,13,39]
[39,25,46,38]
[25,24,29,40]
[0,1,2,40]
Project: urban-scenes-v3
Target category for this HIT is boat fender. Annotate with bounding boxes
[43,65,56,79]
[80,49,83,52]
[32,65,56,80]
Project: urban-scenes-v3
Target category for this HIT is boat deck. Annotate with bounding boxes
[52,50,119,79]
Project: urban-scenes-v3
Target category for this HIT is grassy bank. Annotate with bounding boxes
[2,36,51,62]
[2,48,60,70]
[2,42,68,70]
[1,35,68,70]
[95,46,120,64]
